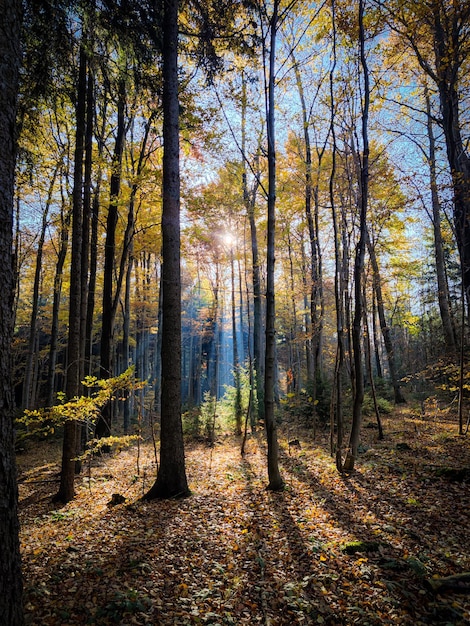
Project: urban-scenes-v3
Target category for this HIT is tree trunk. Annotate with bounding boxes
[122,246,133,434]
[85,160,101,379]
[424,86,456,352]
[23,166,58,408]
[241,74,264,423]
[264,0,283,491]
[291,50,324,393]
[144,0,189,499]
[55,42,87,504]
[230,247,242,435]
[154,266,163,416]
[46,197,71,407]
[371,290,383,379]
[367,231,406,404]
[344,0,369,471]
[328,0,346,473]
[96,77,126,439]
[0,1,24,621]
[80,60,94,384]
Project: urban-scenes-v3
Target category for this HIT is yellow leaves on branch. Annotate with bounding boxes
[18,367,144,438]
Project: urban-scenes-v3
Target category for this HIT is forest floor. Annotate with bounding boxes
[18,405,470,626]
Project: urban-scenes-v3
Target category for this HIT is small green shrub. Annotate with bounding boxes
[362,392,393,416]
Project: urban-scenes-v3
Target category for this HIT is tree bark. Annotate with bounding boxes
[241,73,264,423]
[55,42,87,503]
[230,247,242,435]
[96,77,126,439]
[367,231,406,404]
[264,0,283,491]
[424,86,456,352]
[291,50,324,392]
[23,166,58,408]
[144,0,189,499]
[0,0,24,621]
[46,195,71,407]
[344,0,369,471]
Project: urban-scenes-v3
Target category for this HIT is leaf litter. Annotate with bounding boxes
[18,409,470,625]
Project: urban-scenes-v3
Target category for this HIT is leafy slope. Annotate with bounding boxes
[19,409,470,625]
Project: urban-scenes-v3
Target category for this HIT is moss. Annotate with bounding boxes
[341,540,381,555]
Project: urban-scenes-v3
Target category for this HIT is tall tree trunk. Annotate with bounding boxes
[55,42,87,503]
[80,60,94,383]
[208,272,220,399]
[0,0,24,621]
[23,166,58,408]
[363,283,383,439]
[291,50,325,393]
[344,0,369,471]
[154,266,163,416]
[96,77,126,439]
[230,247,242,435]
[46,194,71,407]
[85,163,101,379]
[367,231,406,403]
[144,0,189,499]
[264,0,283,491]
[300,236,313,385]
[287,228,300,394]
[424,86,456,352]
[328,0,345,473]
[241,74,264,422]
[371,290,383,379]
[122,245,133,434]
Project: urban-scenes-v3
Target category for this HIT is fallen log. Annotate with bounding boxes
[426,573,470,594]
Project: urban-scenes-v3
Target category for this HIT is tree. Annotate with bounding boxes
[423,85,456,353]
[375,0,470,311]
[144,0,190,499]
[262,0,284,491]
[55,41,87,503]
[347,0,369,468]
[0,0,24,622]
[96,73,127,439]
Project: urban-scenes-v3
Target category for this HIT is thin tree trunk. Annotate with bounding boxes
[96,77,126,439]
[23,165,58,408]
[367,230,406,403]
[80,60,94,383]
[230,247,242,435]
[85,163,101,379]
[344,0,369,471]
[46,191,71,407]
[122,246,133,434]
[264,0,283,491]
[291,50,325,392]
[327,0,345,473]
[55,42,87,504]
[363,283,383,439]
[371,290,383,379]
[154,266,163,416]
[241,74,264,423]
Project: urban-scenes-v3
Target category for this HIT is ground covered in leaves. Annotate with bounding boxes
[18,407,470,625]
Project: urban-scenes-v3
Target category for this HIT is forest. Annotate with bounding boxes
[1,0,470,624]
